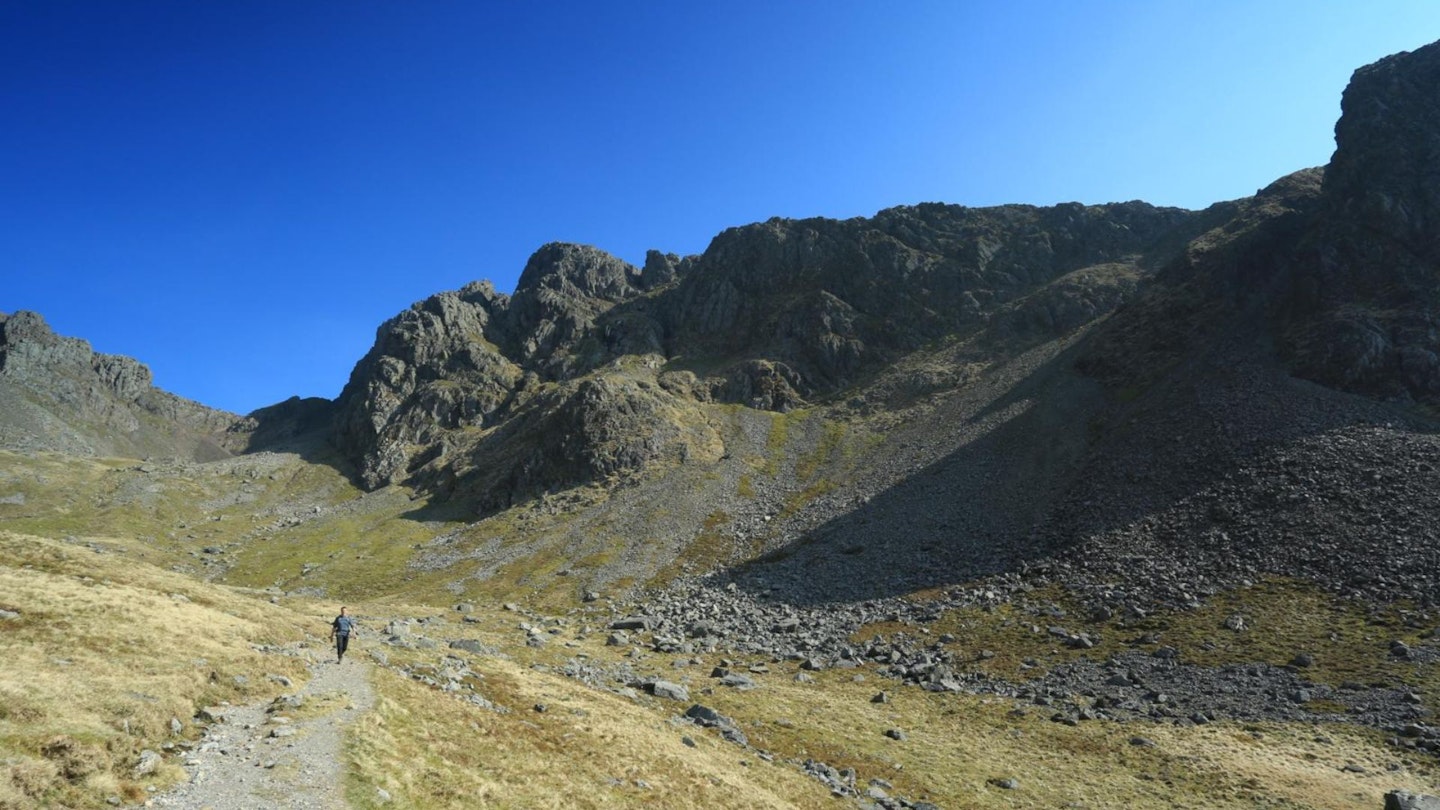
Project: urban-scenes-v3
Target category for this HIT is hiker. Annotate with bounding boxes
[330,606,357,663]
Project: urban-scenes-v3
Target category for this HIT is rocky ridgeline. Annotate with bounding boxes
[0,310,244,459]
[329,201,1197,502]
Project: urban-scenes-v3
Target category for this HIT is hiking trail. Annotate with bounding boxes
[153,647,376,809]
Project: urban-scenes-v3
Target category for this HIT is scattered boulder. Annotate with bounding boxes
[132,750,161,778]
[646,680,690,702]
[1386,790,1440,810]
[610,616,655,631]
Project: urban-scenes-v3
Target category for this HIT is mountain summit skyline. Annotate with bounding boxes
[7,4,1440,414]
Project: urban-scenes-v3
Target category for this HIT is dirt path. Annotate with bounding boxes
[154,648,376,810]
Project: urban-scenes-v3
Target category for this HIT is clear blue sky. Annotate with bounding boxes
[4,2,1438,415]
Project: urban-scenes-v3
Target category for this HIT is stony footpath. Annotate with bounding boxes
[151,650,376,810]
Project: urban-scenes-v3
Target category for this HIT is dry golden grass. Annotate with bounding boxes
[690,667,1438,809]
[346,601,1440,810]
[0,531,312,808]
[345,647,826,808]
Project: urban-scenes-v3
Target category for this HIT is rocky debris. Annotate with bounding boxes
[1390,723,1440,756]
[621,568,1435,750]
[684,704,748,746]
[802,759,857,797]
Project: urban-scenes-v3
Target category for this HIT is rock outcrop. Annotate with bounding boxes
[0,310,243,459]
[332,202,1200,499]
[1280,40,1440,401]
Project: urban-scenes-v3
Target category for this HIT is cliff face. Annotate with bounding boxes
[331,202,1199,499]
[1280,40,1440,400]
[0,311,243,459]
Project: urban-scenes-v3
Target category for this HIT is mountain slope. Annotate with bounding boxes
[0,311,250,460]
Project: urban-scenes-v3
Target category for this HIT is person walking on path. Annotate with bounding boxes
[330,606,357,664]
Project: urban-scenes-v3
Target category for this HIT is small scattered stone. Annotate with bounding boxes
[133,750,161,777]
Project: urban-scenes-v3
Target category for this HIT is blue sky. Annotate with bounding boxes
[4,2,1439,415]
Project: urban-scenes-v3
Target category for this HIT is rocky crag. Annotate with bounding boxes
[0,310,245,460]
[331,203,1199,507]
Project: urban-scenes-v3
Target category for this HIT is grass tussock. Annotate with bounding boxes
[0,531,312,809]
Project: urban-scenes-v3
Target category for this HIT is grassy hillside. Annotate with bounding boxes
[2,489,1437,807]
[0,531,312,809]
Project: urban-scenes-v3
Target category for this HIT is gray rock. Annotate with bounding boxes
[610,616,655,631]
[133,750,161,777]
[448,639,496,655]
[719,673,757,690]
[1386,790,1440,810]
[647,680,690,701]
